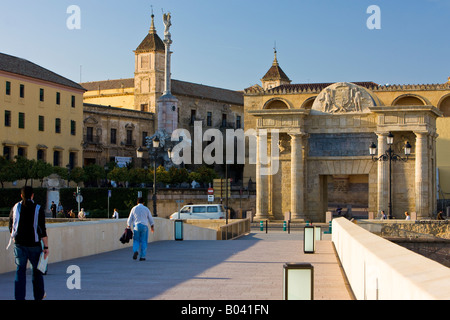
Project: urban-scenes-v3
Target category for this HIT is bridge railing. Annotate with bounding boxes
[332,217,450,300]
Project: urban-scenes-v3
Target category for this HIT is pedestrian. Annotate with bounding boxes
[404,211,410,220]
[380,210,387,220]
[126,197,154,261]
[112,208,119,219]
[78,208,86,220]
[437,210,445,220]
[8,186,49,300]
[50,201,56,218]
[57,201,64,217]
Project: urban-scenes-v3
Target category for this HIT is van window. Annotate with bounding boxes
[181,206,191,213]
[207,206,218,213]
[193,206,206,213]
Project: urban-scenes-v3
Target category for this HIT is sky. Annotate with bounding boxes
[1,0,449,91]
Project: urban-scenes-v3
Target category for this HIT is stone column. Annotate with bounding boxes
[376,132,388,216]
[415,132,429,220]
[255,132,269,220]
[290,133,304,220]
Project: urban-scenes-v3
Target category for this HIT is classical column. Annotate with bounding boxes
[255,132,269,220]
[376,132,388,215]
[290,133,305,220]
[415,132,429,220]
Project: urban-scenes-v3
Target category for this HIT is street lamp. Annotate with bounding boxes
[370,132,412,219]
[137,136,160,217]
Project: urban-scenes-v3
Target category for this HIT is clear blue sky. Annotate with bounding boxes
[1,0,449,91]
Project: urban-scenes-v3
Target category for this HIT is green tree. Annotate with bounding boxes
[69,167,86,186]
[107,167,129,186]
[156,165,170,185]
[0,157,15,188]
[128,167,149,185]
[32,160,53,187]
[14,156,35,186]
[84,164,105,187]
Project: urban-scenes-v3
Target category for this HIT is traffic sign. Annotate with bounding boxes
[76,194,83,203]
[208,195,214,202]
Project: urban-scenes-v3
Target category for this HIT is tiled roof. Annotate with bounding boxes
[0,52,85,91]
[135,32,165,53]
[261,64,291,82]
[81,78,135,91]
[80,78,244,106]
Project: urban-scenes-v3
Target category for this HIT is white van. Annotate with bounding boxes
[169,204,226,220]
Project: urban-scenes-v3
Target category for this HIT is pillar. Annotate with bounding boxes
[255,132,269,220]
[376,132,388,216]
[415,132,429,220]
[290,133,305,220]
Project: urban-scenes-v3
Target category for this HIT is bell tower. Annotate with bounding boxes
[261,49,291,90]
[134,13,165,113]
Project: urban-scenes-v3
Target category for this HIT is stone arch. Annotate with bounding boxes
[392,94,429,106]
[263,98,291,110]
[301,96,316,110]
[437,94,450,117]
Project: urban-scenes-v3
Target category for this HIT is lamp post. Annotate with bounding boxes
[370,132,412,219]
[137,137,160,217]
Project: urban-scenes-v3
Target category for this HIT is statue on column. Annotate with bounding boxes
[163,12,172,42]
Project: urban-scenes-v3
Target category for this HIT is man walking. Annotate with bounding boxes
[50,201,56,218]
[127,197,154,261]
[8,186,49,300]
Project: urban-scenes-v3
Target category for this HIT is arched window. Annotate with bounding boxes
[392,94,426,106]
[263,98,290,110]
[438,95,450,117]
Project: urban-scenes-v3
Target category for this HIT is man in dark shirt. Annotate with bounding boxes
[9,186,49,300]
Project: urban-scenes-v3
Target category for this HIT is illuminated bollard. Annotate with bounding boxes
[303,226,315,254]
[283,263,314,300]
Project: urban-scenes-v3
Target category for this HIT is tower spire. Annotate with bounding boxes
[149,6,156,33]
[273,41,279,66]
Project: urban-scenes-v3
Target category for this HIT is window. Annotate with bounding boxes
[140,104,149,112]
[71,95,75,108]
[17,147,26,158]
[86,127,93,142]
[20,84,24,98]
[71,120,76,135]
[39,88,44,102]
[142,131,148,147]
[126,130,133,145]
[56,92,60,105]
[110,128,117,144]
[53,150,60,167]
[69,152,76,169]
[4,110,11,127]
[236,116,241,129]
[222,113,227,127]
[38,115,44,131]
[18,112,25,129]
[3,146,11,160]
[207,206,218,213]
[37,149,45,161]
[190,109,196,125]
[193,206,206,213]
[5,81,11,95]
[207,112,212,126]
[55,118,61,133]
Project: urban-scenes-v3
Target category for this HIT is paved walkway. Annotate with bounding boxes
[0,229,353,300]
